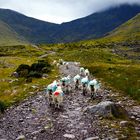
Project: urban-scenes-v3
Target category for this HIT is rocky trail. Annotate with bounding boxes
[0,62,140,140]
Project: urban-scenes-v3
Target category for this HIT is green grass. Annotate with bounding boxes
[0,45,59,111]
[39,13,139,102]
[104,13,140,42]
[44,44,140,102]
[0,12,140,110]
[0,20,27,46]
[0,45,44,57]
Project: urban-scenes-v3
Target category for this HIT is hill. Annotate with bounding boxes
[0,9,58,44]
[0,4,140,44]
[56,4,140,43]
[104,13,140,42]
[0,20,27,46]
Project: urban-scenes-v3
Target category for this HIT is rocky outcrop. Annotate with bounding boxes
[85,101,128,118]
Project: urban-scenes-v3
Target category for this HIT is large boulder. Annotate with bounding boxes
[85,101,128,119]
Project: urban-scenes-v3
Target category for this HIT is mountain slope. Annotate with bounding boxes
[0,4,140,44]
[104,13,140,42]
[56,4,140,43]
[0,9,58,44]
[0,20,27,46]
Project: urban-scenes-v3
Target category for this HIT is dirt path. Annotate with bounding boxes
[0,62,140,140]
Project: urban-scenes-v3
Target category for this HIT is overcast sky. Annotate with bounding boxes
[0,0,140,23]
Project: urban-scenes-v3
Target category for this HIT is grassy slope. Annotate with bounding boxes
[0,9,58,44]
[42,14,139,102]
[56,47,140,101]
[0,45,59,108]
[0,20,27,46]
[0,13,140,109]
[76,13,140,47]
[104,13,140,42]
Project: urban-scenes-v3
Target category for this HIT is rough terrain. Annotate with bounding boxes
[0,62,140,140]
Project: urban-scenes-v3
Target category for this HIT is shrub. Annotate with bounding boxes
[16,64,30,77]
[0,101,7,113]
[28,71,42,78]
[30,60,51,73]
[26,77,32,83]
[15,60,51,78]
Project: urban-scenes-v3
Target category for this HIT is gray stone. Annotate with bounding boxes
[60,115,69,119]
[85,136,99,140]
[19,119,24,122]
[16,135,25,140]
[131,116,135,119]
[136,118,140,122]
[63,134,75,139]
[120,121,128,127]
[31,130,40,135]
[85,101,128,118]
[42,74,48,78]
[81,130,88,135]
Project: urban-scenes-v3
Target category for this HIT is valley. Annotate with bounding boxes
[0,3,140,140]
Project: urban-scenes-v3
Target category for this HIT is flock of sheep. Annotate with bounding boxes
[45,59,101,109]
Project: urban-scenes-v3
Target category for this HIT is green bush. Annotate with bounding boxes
[30,60,51,73]
[16,64,30,77]
[0,101,7,113]
[15,60,51,78]
[28,71,42,78]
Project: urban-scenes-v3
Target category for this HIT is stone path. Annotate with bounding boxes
[0,62,139,140]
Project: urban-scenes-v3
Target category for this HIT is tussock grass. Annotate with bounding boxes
[47,44,140,102]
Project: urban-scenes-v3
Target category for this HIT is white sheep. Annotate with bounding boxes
[80,67,85,76]
[52,86,64,108]
[62,61,66,65]
[45,84,53,106]
[73,74,81,90]
[45,80,59,106]
[66,62,69,69]
[85,69,90,77]
[74,62,80,66]
[88,79,101,99]
[60,75,72,94]
[81,76,89,96]
[59,59,64,65]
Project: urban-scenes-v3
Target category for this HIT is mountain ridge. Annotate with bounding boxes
[0,4,140,44]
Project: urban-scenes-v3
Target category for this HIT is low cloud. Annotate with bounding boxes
[0,0,140,23]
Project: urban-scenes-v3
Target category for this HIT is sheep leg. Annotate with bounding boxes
[82,84,87,96]
[83,88,86,96]
[49,96,53,106]
[55,98,58,108]
[91,92,95,99]
[57,102,60,109]
[75,83,79,90]
[66,85,70,94]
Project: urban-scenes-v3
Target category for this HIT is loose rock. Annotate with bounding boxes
[63,134,75,139]
[16,135,25,140]
[120,121,129,127]
[85,101,128,118]
[85,136,99,140]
